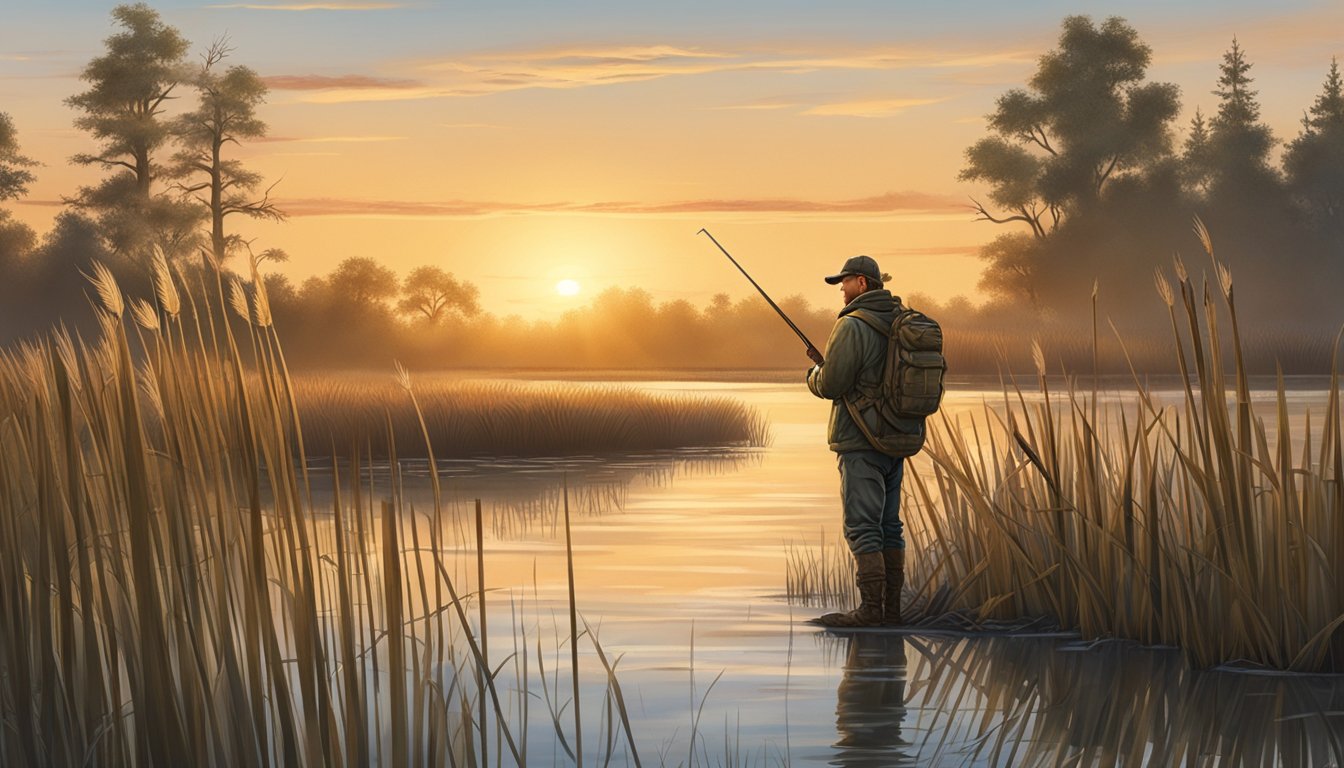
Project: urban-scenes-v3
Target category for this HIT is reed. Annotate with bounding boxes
[790,221,1344,672]
[288,374,770,458]
[0,255,687,766]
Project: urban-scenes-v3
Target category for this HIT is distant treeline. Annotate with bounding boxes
[0,10,1341,374]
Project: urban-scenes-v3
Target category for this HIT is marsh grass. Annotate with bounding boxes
[0,257,666,766]
[791,222,1344,672]
[290,374,770,458]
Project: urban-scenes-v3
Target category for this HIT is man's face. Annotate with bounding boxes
[840,274,867,305]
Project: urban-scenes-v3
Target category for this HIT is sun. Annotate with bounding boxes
[555,279,581,297]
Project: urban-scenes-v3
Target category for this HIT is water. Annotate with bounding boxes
[311,378,1344,767]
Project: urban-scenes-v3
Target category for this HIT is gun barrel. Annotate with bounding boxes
[698,228,819,354]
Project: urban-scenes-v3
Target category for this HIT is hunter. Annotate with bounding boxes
[805,255,905,628]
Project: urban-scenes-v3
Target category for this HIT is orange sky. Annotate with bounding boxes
[4,1,1342,318]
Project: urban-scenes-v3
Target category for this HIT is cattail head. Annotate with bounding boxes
[1193,216,1214,258]
[85,260,123,318]
[394,360,413,393]
[131,298,160,331]
[252,281,273,328]
[1154,268,1174,307]
[138,360,164,424]
[1031,338,1046,378]
[53,331,81,392]
[1216,262,1233,300]
[229,280,251,322]
[152,246,180,319]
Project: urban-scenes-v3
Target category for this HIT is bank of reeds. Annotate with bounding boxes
[792,223,1344,672]
[0,257,657,765]
[290,374,769,457]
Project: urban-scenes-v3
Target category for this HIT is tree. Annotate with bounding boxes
[0,112,38,202]
[1206,38,1279,196]
[327,257,399,309]
[169,39,283,264]
[65,3,200,258]
[1180,108,1214,196]
[396,266,479,323]
[960,16,1180,238]
[1284,58,1344,231]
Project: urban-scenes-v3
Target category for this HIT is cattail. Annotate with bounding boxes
[1193,216,1214,258]
[138,360,164,423]
[229,280,251,322]
[252,282,273,328]
[1154,268,1174,307]
[131,298,161,331]
[53,332,81,392]
[1216,262,1233,301]
[394,360,413,393]
[1031,338,1046,378]
[84,260,123,318]
[152,246,181,318]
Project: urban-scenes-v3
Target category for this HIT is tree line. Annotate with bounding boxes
[1,10,1341,372]
[955,16,1343,332]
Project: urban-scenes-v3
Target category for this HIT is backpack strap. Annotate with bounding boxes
[844,309,891,337]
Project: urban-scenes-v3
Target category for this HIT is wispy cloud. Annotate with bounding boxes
[712,96,809,111]
[278,190,964,219]
[260,41,1034,105]
[207,2,405,10]
[873,245,981,259]
[254,135,406,143]
[803,97,946,118]
[262,74,422,90]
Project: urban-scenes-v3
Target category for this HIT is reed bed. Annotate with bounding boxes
[288,374,769,458]
[0,258,663,766]
[791,223,1344,672]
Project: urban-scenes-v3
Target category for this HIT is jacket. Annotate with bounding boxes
[806,289,900,453]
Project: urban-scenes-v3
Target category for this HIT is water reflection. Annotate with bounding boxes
[831,632,914,767]
[871,633,1344,766]
[298,447,763,541]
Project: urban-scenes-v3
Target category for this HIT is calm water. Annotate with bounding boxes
[310,378,1344,767]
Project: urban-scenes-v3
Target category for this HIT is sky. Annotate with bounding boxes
[2,0,1341,318]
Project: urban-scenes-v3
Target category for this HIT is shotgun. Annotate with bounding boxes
[698,228,823,365]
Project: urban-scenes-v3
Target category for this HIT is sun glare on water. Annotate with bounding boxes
[556,279,581,296]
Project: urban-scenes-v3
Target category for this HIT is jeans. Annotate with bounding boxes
[837,450,905,555]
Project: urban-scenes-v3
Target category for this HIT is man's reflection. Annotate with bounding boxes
[832,632,913,766]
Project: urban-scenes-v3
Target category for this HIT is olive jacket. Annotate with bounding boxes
[806,289,900,453]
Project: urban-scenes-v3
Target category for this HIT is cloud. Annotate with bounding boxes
[262,74,422,90]
[406,42,1038,100]
[872,245,982,259]
[277,190,964,219]
[254,134,406,143]
[803,97,947,118]
[206,2,405,10]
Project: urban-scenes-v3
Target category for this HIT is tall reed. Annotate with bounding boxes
[0,253,652,765]
[795,221,1344,672]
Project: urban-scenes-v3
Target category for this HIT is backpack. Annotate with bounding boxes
[841,306,947,457]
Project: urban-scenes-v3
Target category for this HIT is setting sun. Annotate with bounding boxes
[556,278,581,296]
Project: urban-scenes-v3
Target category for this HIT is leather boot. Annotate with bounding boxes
[882,548,904,626]
[812,551,885,627]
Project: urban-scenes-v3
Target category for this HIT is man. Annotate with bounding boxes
[805,255,905,628]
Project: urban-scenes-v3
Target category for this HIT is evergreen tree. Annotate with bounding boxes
[1180,108,1214,196]
[1206,37,1279,197]
[1284,58,1344,231]
[65,3,202,259]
